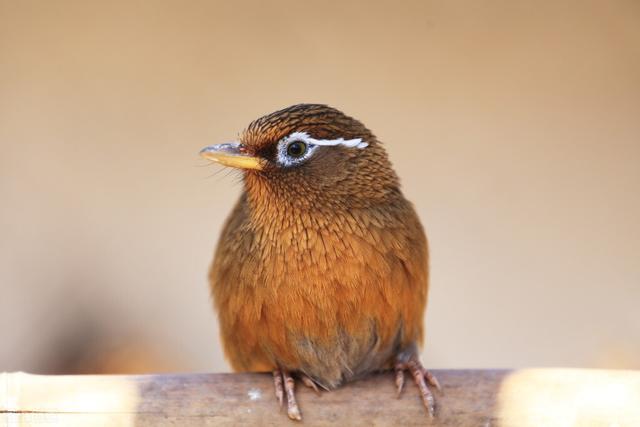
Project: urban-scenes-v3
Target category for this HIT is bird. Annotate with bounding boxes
[200,104,440,420]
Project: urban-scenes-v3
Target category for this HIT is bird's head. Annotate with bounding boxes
[200,104,400,209]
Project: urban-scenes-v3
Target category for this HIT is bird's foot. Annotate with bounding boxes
[273,368,302,421]
[394,357,441,418]
[300,373,322,395]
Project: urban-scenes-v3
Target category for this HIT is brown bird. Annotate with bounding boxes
[200,104,439,420]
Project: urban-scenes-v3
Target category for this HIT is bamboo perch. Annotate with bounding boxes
[2,369,639,426]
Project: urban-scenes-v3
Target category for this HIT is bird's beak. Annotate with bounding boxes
[199,142,264,170]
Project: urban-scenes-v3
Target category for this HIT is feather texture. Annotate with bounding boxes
[208,104,429,389]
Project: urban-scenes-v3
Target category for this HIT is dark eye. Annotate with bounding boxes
[286,140,307,158]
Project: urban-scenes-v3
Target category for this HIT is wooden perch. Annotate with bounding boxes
[2,369,639,426]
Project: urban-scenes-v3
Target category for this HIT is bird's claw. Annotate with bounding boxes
[273,368,302,420]
[394,358,440,418]
[301,373,321,396]
[395,362,406,397]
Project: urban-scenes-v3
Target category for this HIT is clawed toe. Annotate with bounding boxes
[394,362,406,397]
[273,362,439,421]
[300,374,321,396]
[273,368,302,420]
[394,358,440,418]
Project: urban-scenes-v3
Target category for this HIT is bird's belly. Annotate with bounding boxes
[213,210,426,388]
[224,278,401,389]
[286,320,399,389]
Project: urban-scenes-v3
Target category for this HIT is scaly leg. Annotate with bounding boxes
[394,356,441,418]
[273,367,302,420]
[272,370,284,407]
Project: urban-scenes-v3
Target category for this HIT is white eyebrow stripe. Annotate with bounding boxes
[283,131,369,149]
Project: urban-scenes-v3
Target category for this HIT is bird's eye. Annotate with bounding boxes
[286,140,307,158]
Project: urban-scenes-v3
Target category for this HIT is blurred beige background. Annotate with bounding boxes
[1,0,639,374]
